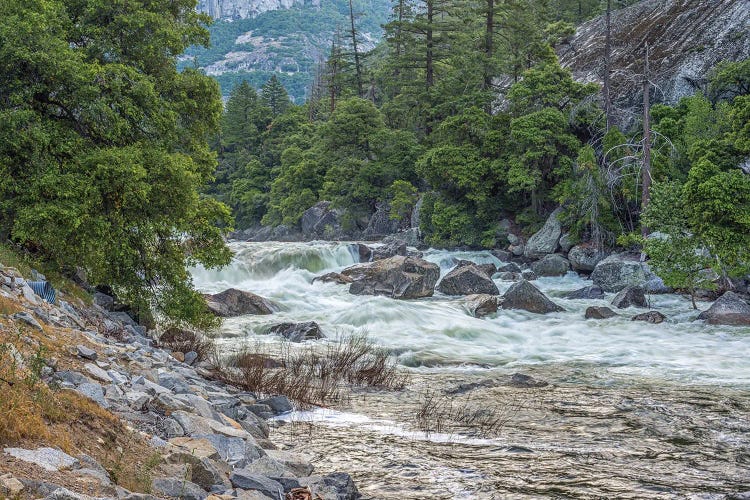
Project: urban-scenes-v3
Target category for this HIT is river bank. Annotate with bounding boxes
[192,240,750,499]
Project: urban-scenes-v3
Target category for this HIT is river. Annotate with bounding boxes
[191,241,750,499]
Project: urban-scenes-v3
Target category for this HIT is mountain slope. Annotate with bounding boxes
[185,0,390,101]
[557,0,750,123]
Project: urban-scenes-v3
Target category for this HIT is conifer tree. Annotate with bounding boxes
[261,75,291,116]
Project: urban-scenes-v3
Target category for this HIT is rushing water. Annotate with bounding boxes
[192,241,750,498]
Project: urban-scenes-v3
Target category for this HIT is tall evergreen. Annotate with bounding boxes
[261,75,291,116]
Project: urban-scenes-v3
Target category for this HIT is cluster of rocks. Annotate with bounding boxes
[0,265,360,500]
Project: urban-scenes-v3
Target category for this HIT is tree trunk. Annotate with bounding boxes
[604,0,612,131]
[641,42,651,237]
[348,0,364,98]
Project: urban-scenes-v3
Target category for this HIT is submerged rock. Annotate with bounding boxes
[611,286,648,309]
[632,311,666,324]
[585,306,618,319]
[438,265,499,296]
[204,288,277,317]
[506,373,549,388]
[697,291,750,326]
[500,280,564,314]
[464,294,499,318]
[342,256,440,300]
[267,321,325,342]
[562,286,605,299]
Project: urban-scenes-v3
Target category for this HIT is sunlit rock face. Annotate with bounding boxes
[196,0,320,20]
[557,0,750,125]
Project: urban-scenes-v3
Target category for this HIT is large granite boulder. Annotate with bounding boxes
[371,240,407,261]
[301,201,342,237]
[568,244,608,272]
[524,208,562,259]
[454,260,497,278]
[585,306,618,319]
[591,253,647,292]
[342,256,440,299]
[500,280,564,314]
[204,289,277,317]
[438,265,499,296]
[632,311,666,323]
[268,321,325,342]
[530,254,570,277]
[697,291,750,326]
[611,285,648,309]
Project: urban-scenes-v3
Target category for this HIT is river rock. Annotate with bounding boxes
[151,477,207,500]
[455,260,497,278]
[591,253,647,292]
[585,306,618,319]
[562,286,605,299]
[299,473,361,500]
[500,280,564,314]
[371,240,407,261]
[524,208,562,258]
[697,291,750,326]
[349,244,372,263]
[611,286,647,309]
[521,270,537,281]
[568,244,607,272]
[204,289,277,317]
[313,272,354,285]
[496,272,521,281]
[464,294,499,318]
[632,311,666,323]
[229,471,283,498]
[497,262,522,273]
[268,321,324,342]
[530,254,570,277]
[438,265,499,296]
[490,249,511,262]
[342,256,440,300]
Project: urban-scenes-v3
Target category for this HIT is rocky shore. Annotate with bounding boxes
[0,264,360,500]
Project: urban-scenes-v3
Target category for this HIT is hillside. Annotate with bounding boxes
[184,0,390,101]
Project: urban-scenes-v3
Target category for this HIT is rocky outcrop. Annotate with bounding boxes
[382,228,422,248]
[530,254,570,277]
[301,201,343,239]
[500,280,564,314]
[197,0,318,20]
[697,291,750,325]
[591,254,647,292]
[585,306,618,319]
[312,272,354,285]
[524,208,562,258]
[611,285,648,309]
[371,240,407,261]
[342,256,440,300]
[568,244,607,272]
[363,202,402,239]
[267,321,325,342]
[438,265,500,296]
[464,294,499,318]
[557,0,750,126]
[205,288,277,317]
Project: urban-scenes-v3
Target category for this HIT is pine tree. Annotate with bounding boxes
[261,75,291,117]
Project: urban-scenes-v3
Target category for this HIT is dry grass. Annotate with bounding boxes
[219,333,409,407]
[0,295,22,315]
[414,389,522,438]
[156,327,216,362]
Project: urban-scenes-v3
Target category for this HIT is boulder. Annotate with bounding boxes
[562,286,605,299]
[438,265,499,296]
[632,311,666,323]
[568,244,607,272]
[371,240,407,261]
[490,249,511,262]
[530,254,570,277]
[229,471,283,499]
[524,208,562,258]
[348,243,372,263]
[312,272,354,285]
[342,256,440,300]
[301,201,342,237]
[363,202,401,238]
[585,306,618,319]
[93,292,115,311]
[204,289,277,317]
[267,322,324,342]
[521,270,537,281]
[500,280,564,314]
[455,260,497,278]
[298,473,361,500]
[559,233,574,253]
[496,272,521,281]
[591,253,647,292]
[611,286,648,309]
[697,291,750,326]
[76,345,98,361]
[497,262,521,273]
[464,294,499,318]
[383,227,421,248]
[151,478,207,500]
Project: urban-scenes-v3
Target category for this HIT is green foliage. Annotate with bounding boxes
[388,181,419,221]
[261,75,291,116]
[0,0,232,328]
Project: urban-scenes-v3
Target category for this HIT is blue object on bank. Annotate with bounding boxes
[28,280,56,304]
